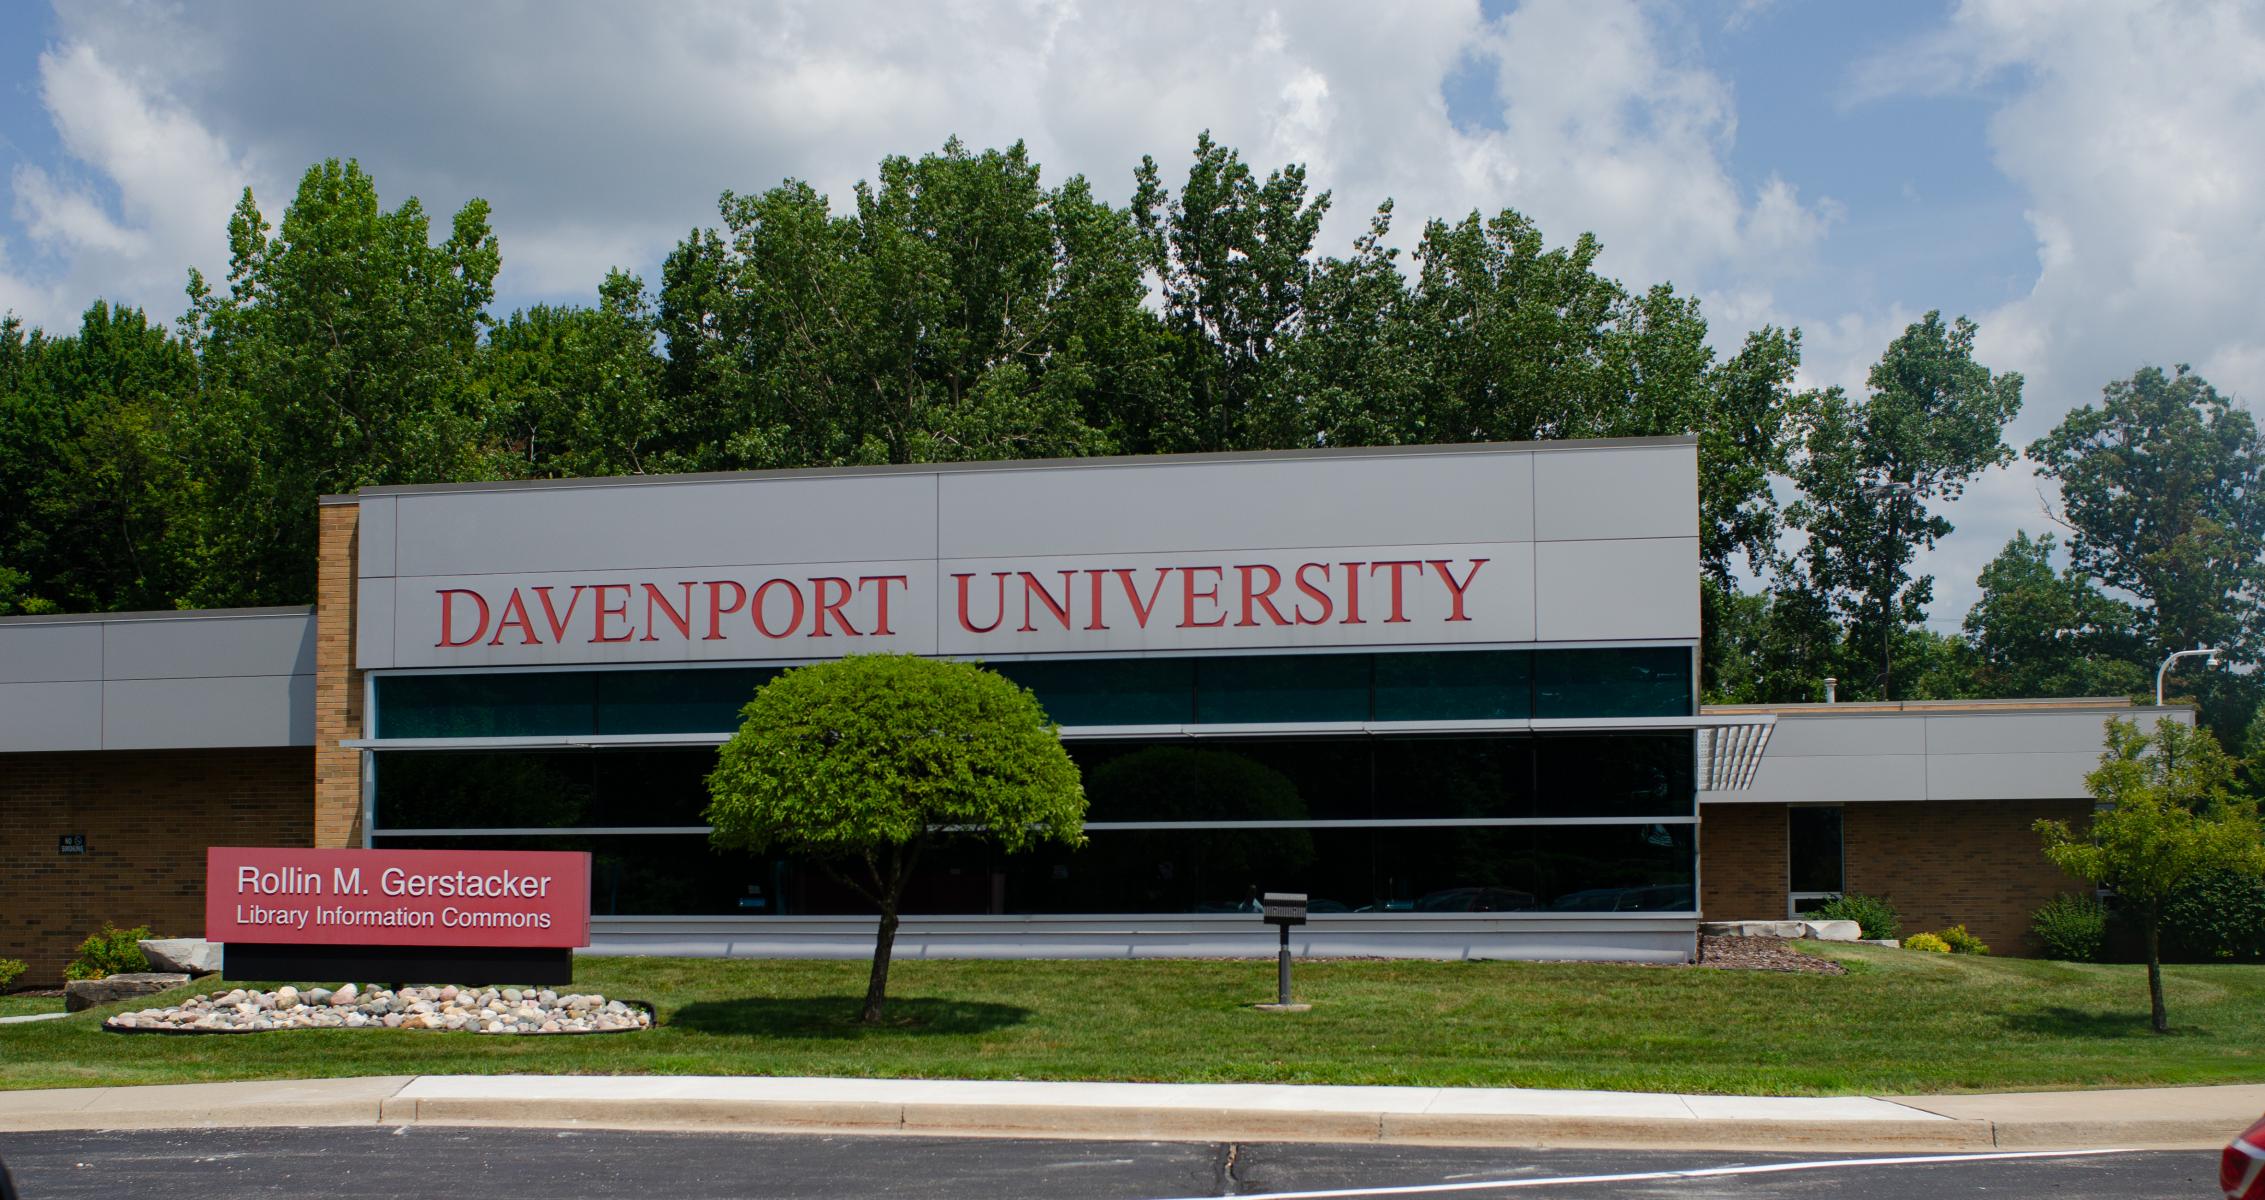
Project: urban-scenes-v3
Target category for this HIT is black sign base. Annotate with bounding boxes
[223,944,573,987]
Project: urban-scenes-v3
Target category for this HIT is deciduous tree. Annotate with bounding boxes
[2036,717,2265,1032]
[1784,313,2023,698]
[2028,365,2265,736]
[705,655,1085,1023]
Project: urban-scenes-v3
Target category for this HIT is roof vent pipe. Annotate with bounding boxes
[1823,677,1837,704]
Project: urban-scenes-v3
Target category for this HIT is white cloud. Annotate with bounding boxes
[7,0,1831,331]
[1847,0,2265,626]
[0,39,258,328]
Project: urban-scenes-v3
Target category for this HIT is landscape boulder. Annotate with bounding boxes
[1697,919,1864,942]
[64,973,191,1012]
[139,938,223,975]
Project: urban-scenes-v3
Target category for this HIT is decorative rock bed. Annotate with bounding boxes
[102,983,654,1034]
[1694,934,1848,975]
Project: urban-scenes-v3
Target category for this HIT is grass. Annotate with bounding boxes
[4,945,2264,1096]
[0,994,65,1019]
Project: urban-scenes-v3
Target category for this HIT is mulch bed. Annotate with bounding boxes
[1692,935,1848,975]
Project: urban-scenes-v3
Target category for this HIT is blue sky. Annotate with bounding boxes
[2,0,2260,632]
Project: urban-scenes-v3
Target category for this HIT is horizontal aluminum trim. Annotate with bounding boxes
[374,815,1696,838]
[343,715,1763,751]
[358,639,1700,679]
[0,604,313,627]
[345,734,729,750]
[590,913,1700,929]
[377,826,718,837]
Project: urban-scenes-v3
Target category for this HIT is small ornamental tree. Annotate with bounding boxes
[2035,718,2265,1032]
[705,654,1085,1022]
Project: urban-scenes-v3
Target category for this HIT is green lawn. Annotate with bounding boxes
[0,995,65,1019]
[5,945,2264,1096]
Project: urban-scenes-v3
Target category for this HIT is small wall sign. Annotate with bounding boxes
[58,833,86,855]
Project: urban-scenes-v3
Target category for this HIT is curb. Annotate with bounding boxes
[0,1077,2251,1152]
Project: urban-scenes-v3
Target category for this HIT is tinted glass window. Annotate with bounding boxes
[1072,739,1370,822]
[375,751,596,829]
[1371,737,1534,819]
[597,668,777,734]
[1534,733,1695,817]
[1532,647,1692,718]
[375,749,718,830]
[1788,806,1844,893]
[1372,651,1531,721]
[989,658,1194,726]
[377,672,598,738]
[1195,654,1370,723]
[376,822,1696,916]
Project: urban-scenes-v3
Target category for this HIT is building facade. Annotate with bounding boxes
[0,436,2181,979]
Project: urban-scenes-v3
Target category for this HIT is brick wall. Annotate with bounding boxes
[314,500,363,849]
[1698,799,2092,956]
[1845,799,2090,957]
[1700,803,1787,922]
[0,748,313,983]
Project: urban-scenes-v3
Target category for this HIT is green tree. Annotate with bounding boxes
[482,270,666,479]
[2035,717,2265,1032]
[705,655,1086,1022]
[656,138,1140,472]
[181,159,500,606]
[1784,312,2024,699]
[1132,131,1329,452]
[0,302,197,614]
[2027,365,2265,736]
[1949,532,2146,698]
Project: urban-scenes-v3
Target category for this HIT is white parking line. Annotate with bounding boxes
[1137,1148,2139,1200]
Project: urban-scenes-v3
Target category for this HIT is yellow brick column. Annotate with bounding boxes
[314,497,365,848]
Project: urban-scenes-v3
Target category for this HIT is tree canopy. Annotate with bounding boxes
[2,135,2260,733]
[2036,717,2265,1031]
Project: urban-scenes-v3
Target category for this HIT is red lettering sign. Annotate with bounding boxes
[421,554,1495,653]
[207,847,591,949]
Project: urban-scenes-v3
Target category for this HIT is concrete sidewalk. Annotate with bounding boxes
[1,1074,2258,1151]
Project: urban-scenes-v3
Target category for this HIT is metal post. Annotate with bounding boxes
[2156,647,2223,706]
[1277,924,1292,1006]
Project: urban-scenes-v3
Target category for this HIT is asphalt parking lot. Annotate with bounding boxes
[0,1126,2221,1198]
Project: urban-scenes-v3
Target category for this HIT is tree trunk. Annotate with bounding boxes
[2145,917,2167,1034]
[855,840,924,1024]
[860,905,899,1024]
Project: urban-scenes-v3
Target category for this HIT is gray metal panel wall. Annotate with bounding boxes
[0,622,100,684]
[935,452,1535,557]
[1700,705,2191,806]
[0,609,316,752]
[0,681,102,751]
[360,441,1700,671]
[392,473,942,577]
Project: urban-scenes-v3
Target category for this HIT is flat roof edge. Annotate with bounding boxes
[343,436,1699,500]
[0,604,314,627]
[1702,697,2186,716]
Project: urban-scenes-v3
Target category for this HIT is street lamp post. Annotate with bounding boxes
[2156,647,2223,706]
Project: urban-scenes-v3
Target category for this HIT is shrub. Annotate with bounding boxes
[1936,924,1990,955]
[1807,893,1901,940]
[2161,867,2265,962]
[1902,932,1952,953]
[0,958,24,991]
[62,923,153,981]
[2031,893,2110,962]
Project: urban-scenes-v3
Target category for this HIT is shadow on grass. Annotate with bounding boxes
[1998,1006,2203,1039]
[670,996,1031,1039]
